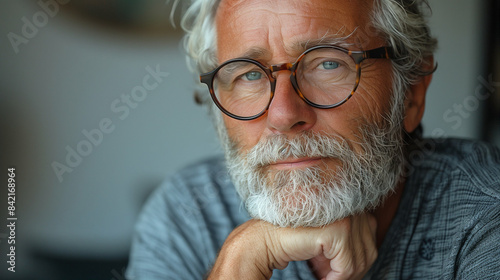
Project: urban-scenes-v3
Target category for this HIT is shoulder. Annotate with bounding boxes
[133,154,229,226]
[404,138,500,257]
[127,155,246,279]
[408,138,500,200]
[173,155,229,181]
[160,155,232,199]
[375,139,500,278]
[410,137,500,169]
[139,154,240,227]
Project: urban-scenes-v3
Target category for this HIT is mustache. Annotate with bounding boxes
[242,131,354,168]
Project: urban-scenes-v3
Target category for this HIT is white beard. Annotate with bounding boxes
[209,77,408,228]
[222,124,405,228]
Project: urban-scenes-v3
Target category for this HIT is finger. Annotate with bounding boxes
[309,255,333,279]
[350,214,378,279]
[267,225,330,269]
[359,213,378,266]
[365,213,377,243]
[324,218,356,280]
[325,241,355,280]
[325,214,377,280]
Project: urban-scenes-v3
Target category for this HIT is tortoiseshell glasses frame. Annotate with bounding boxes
[200,45,395,121]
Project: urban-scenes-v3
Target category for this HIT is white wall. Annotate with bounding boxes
[0,0,490,279]
[423,0,488,139]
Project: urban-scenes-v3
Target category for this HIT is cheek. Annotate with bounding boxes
[223,116,265,151]
[312,66,393,139]
[313,106,362,140]
[349,64,394,124]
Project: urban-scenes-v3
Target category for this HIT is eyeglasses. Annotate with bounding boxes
[200,45,394,120]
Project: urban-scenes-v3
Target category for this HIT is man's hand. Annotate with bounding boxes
[207,213,377,280]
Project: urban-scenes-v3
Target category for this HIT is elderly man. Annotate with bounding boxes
[127,0,500,279]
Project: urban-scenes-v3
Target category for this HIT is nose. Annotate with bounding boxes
[266,71,317,133]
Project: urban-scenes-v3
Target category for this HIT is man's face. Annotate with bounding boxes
[216,0,394,161]
[214,0,405,227]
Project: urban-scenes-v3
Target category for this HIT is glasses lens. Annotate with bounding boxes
[296,47,357,106]
[213,61,271,118]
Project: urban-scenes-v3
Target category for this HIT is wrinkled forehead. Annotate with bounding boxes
[215,0,380,62]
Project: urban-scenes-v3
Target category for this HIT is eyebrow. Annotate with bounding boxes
[292,35,354,52]
[240,47,272,61]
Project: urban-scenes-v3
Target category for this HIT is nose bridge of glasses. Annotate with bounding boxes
[270,63,294,78]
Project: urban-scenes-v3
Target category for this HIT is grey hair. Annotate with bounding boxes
[178,0,220,75]
[176,0,437,116]
[372,0,437,94]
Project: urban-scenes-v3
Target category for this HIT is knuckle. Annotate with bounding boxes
[341,262,356,278]
[368,248,378,263]
[367,214,377,231]
[339,216,353,231]
[347,263,357,275]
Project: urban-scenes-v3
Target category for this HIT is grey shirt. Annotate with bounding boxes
[126,139,500,279]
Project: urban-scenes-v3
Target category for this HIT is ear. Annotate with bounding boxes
[404,57,434,133]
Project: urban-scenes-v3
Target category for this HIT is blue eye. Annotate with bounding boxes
[244,71,262,81]
[322,61,340,70]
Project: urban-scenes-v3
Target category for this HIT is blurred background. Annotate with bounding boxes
[0,0,499,279]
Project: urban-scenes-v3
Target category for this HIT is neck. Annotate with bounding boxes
[371,179,405,248]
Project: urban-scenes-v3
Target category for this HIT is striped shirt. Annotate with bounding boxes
[126,138,500,279]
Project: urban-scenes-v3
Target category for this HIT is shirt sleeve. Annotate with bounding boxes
[455,201,500,279]
[454,142,500,279]
[125,179,210,280]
